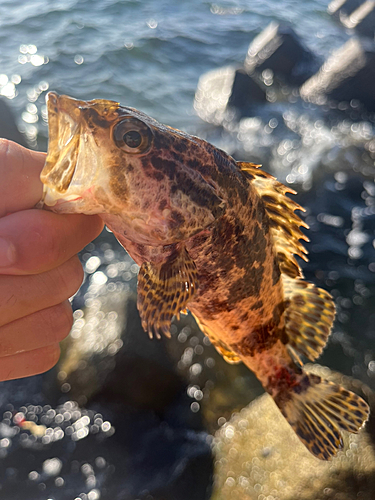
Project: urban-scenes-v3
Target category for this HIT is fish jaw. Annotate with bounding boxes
[41,92,120,215]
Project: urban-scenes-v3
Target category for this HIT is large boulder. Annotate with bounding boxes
[211,365,375,500]
[244,22,319,86]
[300,38,375,112]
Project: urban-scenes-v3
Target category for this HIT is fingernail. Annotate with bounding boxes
[0,238,16,267]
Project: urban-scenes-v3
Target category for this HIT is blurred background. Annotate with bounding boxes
[0,0,375,498]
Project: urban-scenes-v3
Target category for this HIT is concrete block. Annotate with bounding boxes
[328,0,364,16]
[194,66,266,124]
[300,38,375,112]
[341,1,375,38]
[244,22,318,86]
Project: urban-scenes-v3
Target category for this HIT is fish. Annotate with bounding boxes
[40,92,370,460]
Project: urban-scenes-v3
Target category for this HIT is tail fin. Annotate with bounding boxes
[275,372,369,460]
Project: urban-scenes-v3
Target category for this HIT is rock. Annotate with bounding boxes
[244,22,318,86]
[62,284,213,498]
[300,38,375,112]
[88,297,187,414]
[211,365,375,500]
[340,1,375,38]
[194,66,266,125]
[0,98,28,147]
[328,0,364,16]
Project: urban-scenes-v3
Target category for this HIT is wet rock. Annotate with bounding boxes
[0,397,211,500]
[62,286,213,499]
[300,38,375,112]
[244,22,318,86]
[328,0,364,17]
[340,1,375,38]
[211,365,375,500]
[0,387,213,500]
[88,298,188,415]
[0,98,28,147]
[194,66,265,125]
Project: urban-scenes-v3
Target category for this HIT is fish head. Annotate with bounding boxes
[41,92,224,245]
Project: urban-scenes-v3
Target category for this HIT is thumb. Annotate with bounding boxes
[0,139,46,217]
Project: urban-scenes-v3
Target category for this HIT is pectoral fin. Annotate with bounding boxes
[137,247,198,339]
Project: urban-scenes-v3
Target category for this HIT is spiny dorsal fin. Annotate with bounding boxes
[137,246,198,339]
[282,275,335,362]
[277,373,369,460]
[192,314,242,364]
[238,162,309,278]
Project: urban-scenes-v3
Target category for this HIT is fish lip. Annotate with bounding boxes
[45,91,82,146]
[46,91,86,115]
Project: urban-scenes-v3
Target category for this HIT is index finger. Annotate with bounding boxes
[0,139,46,217]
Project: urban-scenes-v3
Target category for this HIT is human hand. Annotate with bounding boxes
[0,139,104,381]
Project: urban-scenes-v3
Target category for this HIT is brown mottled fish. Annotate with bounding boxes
[40,92,369,460]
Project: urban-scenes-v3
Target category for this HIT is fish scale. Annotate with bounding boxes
[40,91,370,460]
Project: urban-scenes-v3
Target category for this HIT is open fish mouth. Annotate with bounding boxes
[41,92,83,206]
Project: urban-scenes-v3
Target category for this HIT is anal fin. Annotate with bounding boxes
[137,246,198,339]
[276,373,369,460]
[192,314,242,364]
[282,275,335,362]
[212,339,242,364]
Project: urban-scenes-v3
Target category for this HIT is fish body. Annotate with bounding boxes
[41,92,369,460]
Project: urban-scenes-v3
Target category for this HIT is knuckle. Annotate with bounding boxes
[41,302,73,342]
[54,256,84,300]
[36,344,61,375]
[69,256,85,289]
[25,212,66,266]
[56,302,74,340]
[41,218,64,262]
[43,344,61,371]
[0,138,11,159]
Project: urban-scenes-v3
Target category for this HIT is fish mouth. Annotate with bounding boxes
[41,92,85,207]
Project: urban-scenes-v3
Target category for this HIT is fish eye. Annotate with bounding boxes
[124,130,142,148]
[113,118,152,154]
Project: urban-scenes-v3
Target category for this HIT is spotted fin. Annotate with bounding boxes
[137,247,198,339]
[192,314,242,364]
[238,162,309,278]
[276,373,369,460]
[282,275,336,362]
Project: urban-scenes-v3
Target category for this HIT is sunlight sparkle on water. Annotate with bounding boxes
[0,74,18,99]
[18,44,48,67]
[85,256,101,273]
